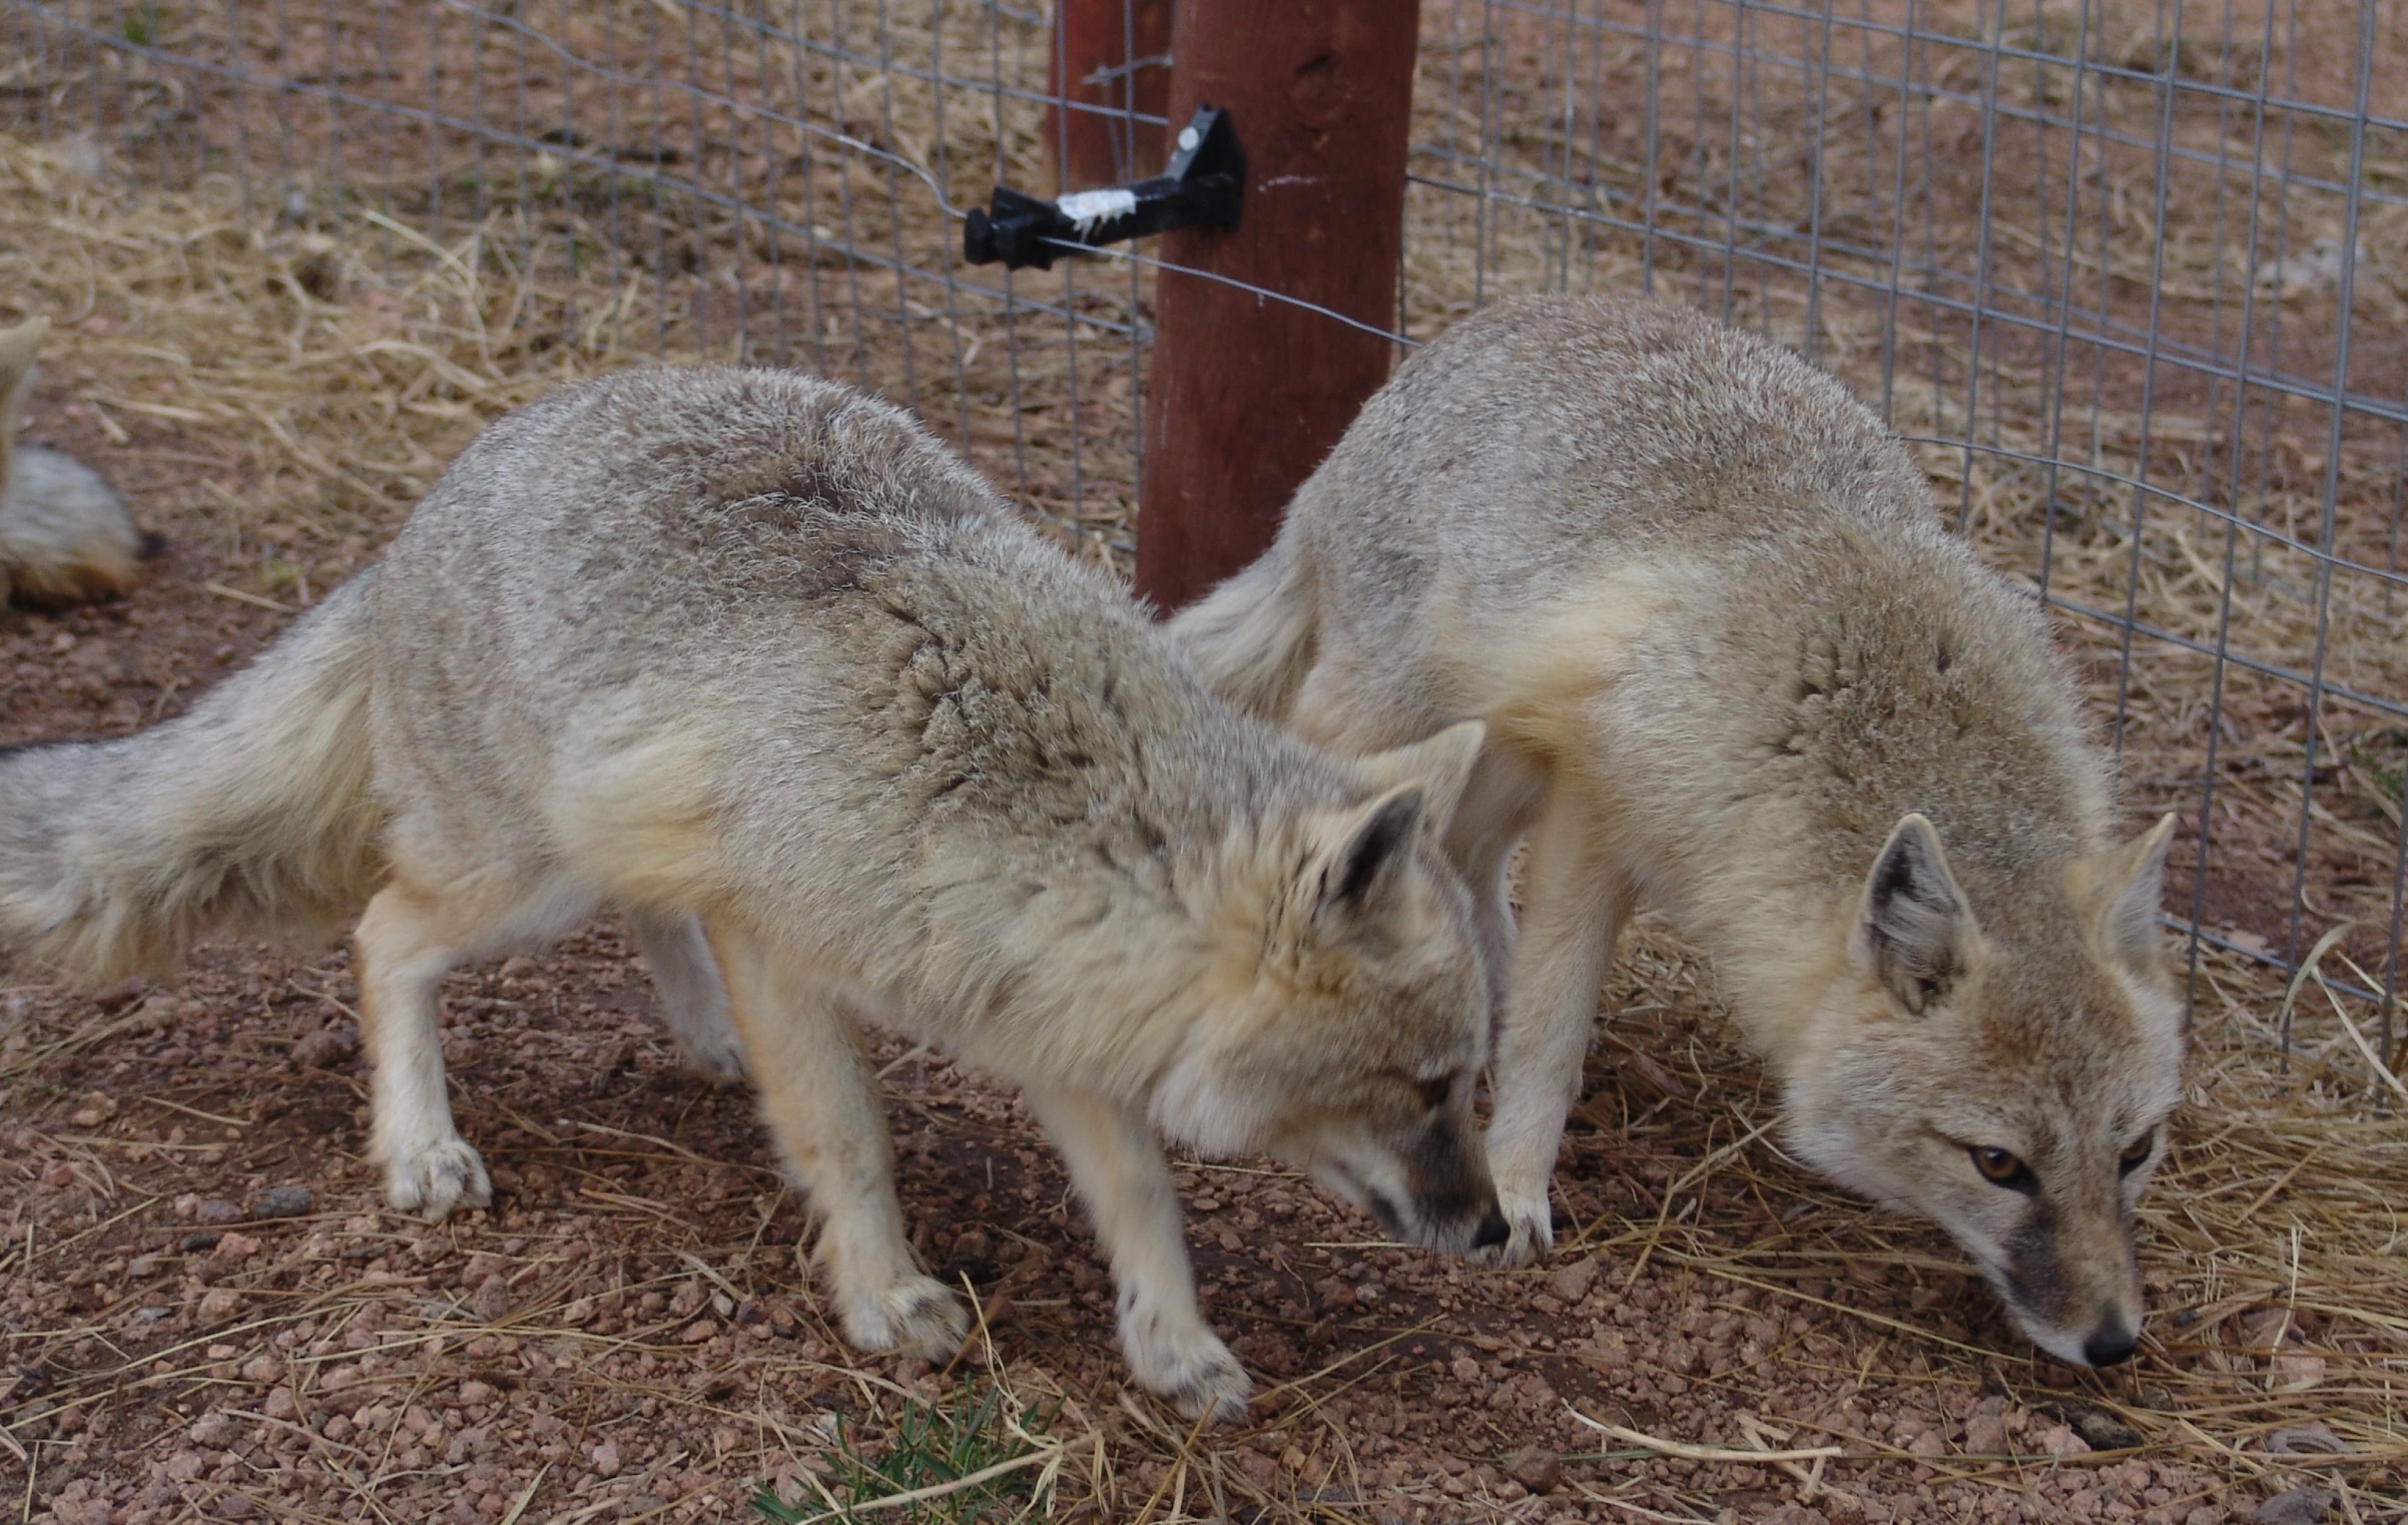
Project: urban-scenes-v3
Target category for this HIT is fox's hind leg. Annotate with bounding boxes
[704,919,966,1362]
[627,909,746,1084]
[1477,790,1631,1267]
[354,876,494,1219]
[1024,1082,1251,1422]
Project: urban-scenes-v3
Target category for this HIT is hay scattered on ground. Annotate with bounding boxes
[4,3,2408,1521]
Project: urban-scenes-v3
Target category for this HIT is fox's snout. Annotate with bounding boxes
[1991,1205,2147,1369]
[2084,1318,2138,1367]
[1398,1117,1509,1256]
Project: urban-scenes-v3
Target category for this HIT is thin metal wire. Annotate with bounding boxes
[8,0,2403,1075]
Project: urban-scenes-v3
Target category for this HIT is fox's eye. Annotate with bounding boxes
[1418,1075,1454,1110]
[2118,1132,2155,1176]
[1970,1146,2036,1193]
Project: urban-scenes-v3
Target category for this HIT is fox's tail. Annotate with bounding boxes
[0,569,385,981]
[1165,534,1319,723]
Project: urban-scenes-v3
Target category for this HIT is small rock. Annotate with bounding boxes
[128,1254,163,1277]
[195,1199,245,1226]
[214,1232,262,1262]
[1506,1445,1562,1493]
[188,1411,236,1446]
[263,1387,300,1422]
[2065,1406,2142,1450]
[470,1273,513,1322]
[291,1028,355,1069]
[682,1318,718,1343]
[180,1232,221,1254]
[1907,1427,1949,1457]
[1547,1257,1600,1304]
[164,1449,208,1480]
[2036,1423,2090,1456]
[2253,1488,2336,1525]
[198,1288,242,1322]
[458,1379,495,1405]
[241,1356,283,1385]
[591,1438,623,1477]
[218,1496,255,1520]
[1963,1399,2010,1455]
[252,1185,312,1219]
[2266,1422,2349,1454]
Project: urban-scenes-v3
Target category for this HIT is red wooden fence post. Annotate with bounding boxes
[1045,0,1174,189]
[1134,0,1420,614]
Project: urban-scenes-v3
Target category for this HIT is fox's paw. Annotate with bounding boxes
[1126,1322,1252,1423]
[673,1029,749,1087]
[841,1275,969,1363]
[1469,1192,1551,1270]
[382,1138,492,1221]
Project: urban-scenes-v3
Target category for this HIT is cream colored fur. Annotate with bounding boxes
[1172,295,2186,1369]
[0,367,1509,1420]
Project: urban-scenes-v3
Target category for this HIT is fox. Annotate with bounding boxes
[0,315,158,605]
[1170,294,2184,1370]
[0,366,1510,1420]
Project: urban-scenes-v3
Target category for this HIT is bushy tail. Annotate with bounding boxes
[1165,536,1319,722]
[0,569,385,981]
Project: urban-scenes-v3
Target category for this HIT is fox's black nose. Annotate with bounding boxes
[2083,1324,2137,1367]
[1472,1210,1510,1250]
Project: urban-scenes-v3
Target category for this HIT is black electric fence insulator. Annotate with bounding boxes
[963,105,1243,271]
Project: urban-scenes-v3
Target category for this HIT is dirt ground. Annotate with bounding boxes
[2,216,2405,1525]
[4,2,2408,1516]
[6,548,2398,1525]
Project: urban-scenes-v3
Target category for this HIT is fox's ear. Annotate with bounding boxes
[1309,784,1426,936]
[1852,812,1981,1014]
[2075,813,2176,977]
[1354,721,1487,837]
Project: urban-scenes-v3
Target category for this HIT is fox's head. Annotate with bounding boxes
[1152,721,1508,1257]
[1784,810,2184,1367]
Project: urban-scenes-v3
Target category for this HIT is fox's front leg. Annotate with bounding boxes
[704,922,965,1361]
[1024,1083,1250,1422]
[1479,798,1628,1267]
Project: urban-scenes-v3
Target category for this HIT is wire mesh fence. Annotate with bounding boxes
[5,0,2404,1062]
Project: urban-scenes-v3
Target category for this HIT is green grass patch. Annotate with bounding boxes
[751,1381,1057,1525]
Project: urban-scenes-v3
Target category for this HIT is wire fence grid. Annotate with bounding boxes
[4,0,2405,1066]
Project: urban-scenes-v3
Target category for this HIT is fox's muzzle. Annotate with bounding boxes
[1995,1201,2144,1368]
[1399,1116,1506,1256]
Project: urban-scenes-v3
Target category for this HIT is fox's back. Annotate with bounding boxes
[366,368,1264,930]
[1287,296,2111,908]
[1296,296,1937,640]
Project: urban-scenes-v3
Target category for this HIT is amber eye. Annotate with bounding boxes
[1418,1075,1454,1110]
[1970,1146,2036,1193]
[2118,1132,2155,1176]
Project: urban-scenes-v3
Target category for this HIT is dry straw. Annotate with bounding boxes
[4,0,2408,1515]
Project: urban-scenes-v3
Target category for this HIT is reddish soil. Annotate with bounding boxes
[1,335,2387,1525]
